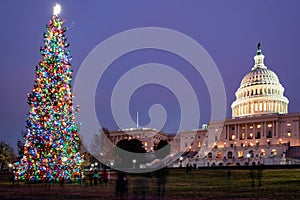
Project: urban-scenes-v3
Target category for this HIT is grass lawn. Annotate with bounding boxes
[166,168,300,199]
[1,168,300,199]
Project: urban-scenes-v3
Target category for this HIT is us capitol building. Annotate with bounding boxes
[103,43,300,167]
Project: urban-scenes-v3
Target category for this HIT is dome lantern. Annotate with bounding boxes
[252,42,266,70]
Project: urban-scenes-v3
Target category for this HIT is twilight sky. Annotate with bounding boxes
[1,0,300,150]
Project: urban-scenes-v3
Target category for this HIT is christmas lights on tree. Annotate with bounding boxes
[15,4,83,183]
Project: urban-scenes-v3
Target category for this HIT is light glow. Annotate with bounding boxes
[257,124,261,128]
[14,13,83,183]
[53,3,61,16]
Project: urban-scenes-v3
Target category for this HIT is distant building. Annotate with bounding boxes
[103,127,169,152]
[103,44,300,167]
[185,43,299,167]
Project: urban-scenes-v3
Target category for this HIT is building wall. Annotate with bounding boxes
[104,128,168,152]
[102,113,300,166]
[188,113,300,166]
[216,113,300,150]
[177,129,207,153]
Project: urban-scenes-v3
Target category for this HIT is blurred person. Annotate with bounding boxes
[115,172,128,200]
[155,167,169,197]
[93,169,98,186]
[133,172,151,200]
[249,164,256,187]
[256,164,263,187]
[102,168,109,185]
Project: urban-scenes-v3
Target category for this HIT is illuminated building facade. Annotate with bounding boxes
[185,44,300,166]
[103,44,300,167]
[104,127,169,152]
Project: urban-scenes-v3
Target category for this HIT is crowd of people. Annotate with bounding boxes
[82,164,264,199]
[83,167,169,199]
[86,168,109,186]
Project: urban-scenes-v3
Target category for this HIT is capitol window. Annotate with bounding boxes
[257,124,261,128]
[267,131,272,138]
[256,131,261,139]
[241,133,245,140]
[271,149,277,156]
[217,152,222,159]
[197,141,201,147]
[231,134,235,140]
[207,152,212,158]
[287,131,291,137]
[238,151,243,158]
[248,132,253,139]
[248,150,254,157]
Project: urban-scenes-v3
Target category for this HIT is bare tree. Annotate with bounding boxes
[0,141,16,171]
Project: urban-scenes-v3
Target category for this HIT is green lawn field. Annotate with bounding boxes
[1,168,300,199]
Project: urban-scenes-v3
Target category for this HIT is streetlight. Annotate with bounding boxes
[247,153,251,165]
[179,156,183,168]
[8,163,13,172]
[94,162,98,171]
[8,163,15,186]
[132,159,136,168]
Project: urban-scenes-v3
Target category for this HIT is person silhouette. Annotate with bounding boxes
[155,167,169,197]
[256,164,263,187]
[93,169,98,186]
[115,172,128,200]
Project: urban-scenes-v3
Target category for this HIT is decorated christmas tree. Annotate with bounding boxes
[15,4,83,183]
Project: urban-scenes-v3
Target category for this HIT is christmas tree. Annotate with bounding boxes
[15,4,83,183]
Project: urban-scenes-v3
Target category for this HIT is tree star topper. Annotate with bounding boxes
[53,3,61,16]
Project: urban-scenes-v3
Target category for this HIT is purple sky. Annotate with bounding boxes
[1,0,300,150]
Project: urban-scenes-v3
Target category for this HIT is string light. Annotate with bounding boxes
[15,12,83,183]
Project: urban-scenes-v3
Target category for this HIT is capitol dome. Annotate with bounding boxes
[240,68,280,88]
[231,43,289,118]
